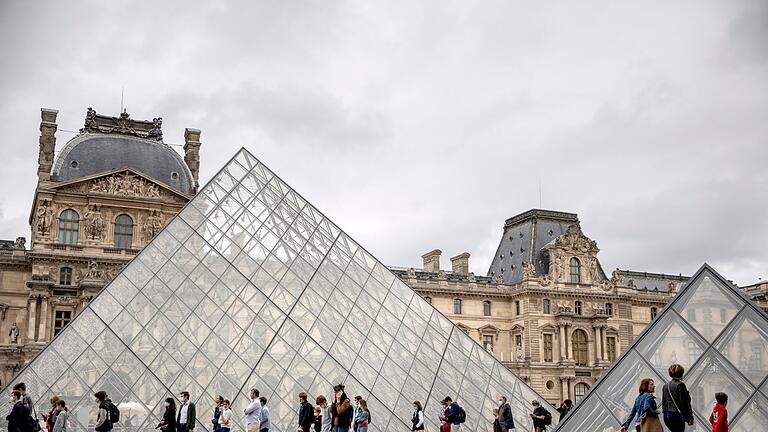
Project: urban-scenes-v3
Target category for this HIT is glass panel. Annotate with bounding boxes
[635,310,709,375]
[714,308,768,386]
[558,396,618,432]
[594,349,665,423]
[731,392,768,432]
[686,349,755,420]
[674,274,745,342]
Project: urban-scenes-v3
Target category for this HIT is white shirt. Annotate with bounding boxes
[244,398,262,425]
[320,405,332,432]
[180,402,190,424]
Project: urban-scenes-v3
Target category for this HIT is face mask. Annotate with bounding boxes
[498,400,503,404]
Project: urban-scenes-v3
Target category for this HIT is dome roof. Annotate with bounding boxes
[52,134,194,194]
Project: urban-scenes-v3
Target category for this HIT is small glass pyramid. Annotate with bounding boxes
[556,265,768,431]
[2,149,559,432]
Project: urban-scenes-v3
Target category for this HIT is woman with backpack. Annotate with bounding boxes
[94,391,111,432]
[661,364,694,432]
[51,400,69,432]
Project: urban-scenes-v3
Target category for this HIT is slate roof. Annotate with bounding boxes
[487,209,607,284]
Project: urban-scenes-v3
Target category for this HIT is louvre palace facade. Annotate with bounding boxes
[0,107,202,386]
[1,107,766,408]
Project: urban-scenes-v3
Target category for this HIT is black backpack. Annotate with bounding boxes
[106,400,120,424]
[542,408,552,426]
[455,406,466,424]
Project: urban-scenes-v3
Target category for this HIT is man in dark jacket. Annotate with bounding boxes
[298,392,314,432]
[498,396,515,431]
[6,390,30,432]
[556,400,572,422]
[177,391,197,432]
[212,395,223,432]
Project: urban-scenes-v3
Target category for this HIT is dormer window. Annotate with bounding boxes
[570,258,581,283]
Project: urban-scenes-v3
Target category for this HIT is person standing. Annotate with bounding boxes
[438,399,449,432]
[177,391,197,432]
[661,364,694,432]
[497,396,515,431]
[492,408,503,432]
[330,384,353,432]
[94,391,112,432]
[316,395,332,432]
[313,406,323,432]
[259,397,270,432]
[709,393,728,432]
[298,392,314,432]
[441,397,461,432]
[212,396,223,432]
[353,399,369,432]
[351,396,362,432]
[51,400,69,432]
[557,400,572,422]
[6,390,30,432]
[620,379,659,432]
[218,400,232,432]
[157,397,177,432]
[411,401,424,431]
[244,389,261,432]
[45,396,60,431]
[529,400,547,432]
[13,382,36,429]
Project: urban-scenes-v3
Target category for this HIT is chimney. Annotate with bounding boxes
[450,252,470,274]
[38,108,58,180]
[421,249,441,272]
[184,128,202,192]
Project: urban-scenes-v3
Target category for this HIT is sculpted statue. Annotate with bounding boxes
[587,256,598,283]
[142,210,163,243]
[14,237,26,249]
[610,269,625,286]
[522,262,536,279]
[83,204,104,240]
[515,343,524,362]
[8,323,19,344]
[91,173,160,198]
[35,200,54,236]
[84,260,103,280]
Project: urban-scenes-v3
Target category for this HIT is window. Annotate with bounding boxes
[453,299,462,314]
[483,335,494,352]
[606,336,617,362]
[54,310,72,336]
[483,300,491,316]
[424,296,432,304]
[651,307,658,320]
[605,303,613,316]
[58,209,79,244]
[543,299,551,314]
[543,334,553,362]
[59,267,72,286]
[515,300,521,315]
[573,329,588,366]
[574,301,582,316]
[114,214,134,249]
[569,257,581,283]
[574,383,590,402]
[515,334,522,348]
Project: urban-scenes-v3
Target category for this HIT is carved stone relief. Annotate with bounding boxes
[83,204,104,240]
[34,199,55,237]
[91,172,160,198]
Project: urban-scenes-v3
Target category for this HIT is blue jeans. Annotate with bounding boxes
[177,424,187,432]
[663,412,686,432]
[334,427,350,432]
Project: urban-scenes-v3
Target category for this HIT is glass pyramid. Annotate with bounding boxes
[555,265,768,432]
[2,149,559,432]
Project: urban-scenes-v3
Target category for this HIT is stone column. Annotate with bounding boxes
[27,298,37,341]
[561,378,568,401]
[38,298,49,342]
[601,326,608,361]
[594,326,603,362]
[559,325,567,360]
[184,128,202,192]
[567,326,574,360]
[38,108,58,180]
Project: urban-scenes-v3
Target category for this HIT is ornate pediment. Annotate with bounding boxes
[50,168,189,201]
[552,224,599,255]
[80,107,163,142]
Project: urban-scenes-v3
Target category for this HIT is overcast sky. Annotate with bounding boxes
[1,1,766,285]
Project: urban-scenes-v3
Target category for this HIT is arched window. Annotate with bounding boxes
[483,300,491,316]
[573,329,589,366]
[58,209,79,244]
[59,267,73,286]
[605,303,613,316]
[574,382,590,402]
[543,299,551,314]
[453,299,462,314]
[114,214,134,249]
[569,257,581,283]
[575,300,582,315]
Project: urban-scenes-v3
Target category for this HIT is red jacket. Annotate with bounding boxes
[709,403,728,432]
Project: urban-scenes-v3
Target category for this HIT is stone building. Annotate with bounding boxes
[0,107,201,386]
[392,209,768,405]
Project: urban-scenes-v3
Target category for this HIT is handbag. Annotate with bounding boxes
[639,412,663,432]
